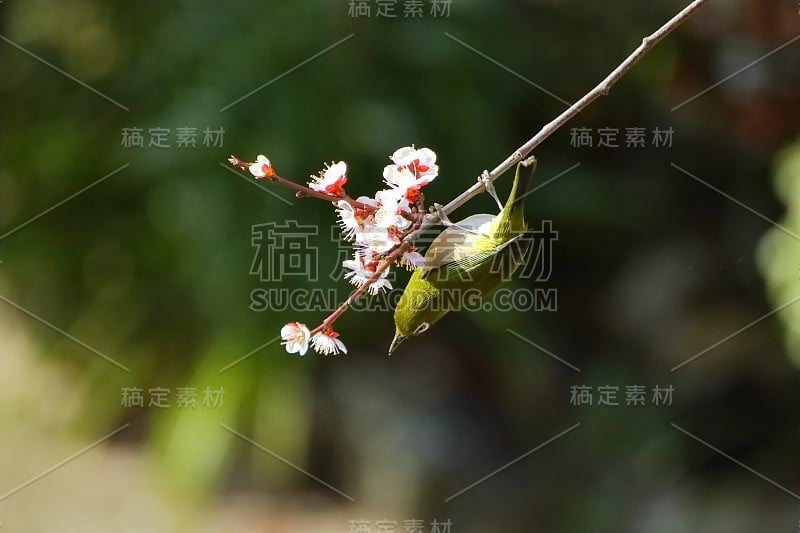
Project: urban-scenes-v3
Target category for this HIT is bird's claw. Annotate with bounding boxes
[479,170,503,211]
[431,203,455,227]
[432,203,481,235]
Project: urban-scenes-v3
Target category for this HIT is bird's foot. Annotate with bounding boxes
[479,170,504,212]
[431,203,482,235]
[431,203,456,227]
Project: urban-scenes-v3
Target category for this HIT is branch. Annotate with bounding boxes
[431,0,710,222]
[310,239,413,335]
[228,155,372,208]
[311,195,426,335]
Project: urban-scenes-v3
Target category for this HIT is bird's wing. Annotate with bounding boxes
[421,233,528,282]
[420,214,495,270]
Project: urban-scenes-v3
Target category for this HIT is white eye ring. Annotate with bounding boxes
[414,322,430,335]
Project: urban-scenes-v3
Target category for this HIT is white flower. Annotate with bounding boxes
[383,165,426,192]
[280,322,310,356]
[399,250,425,270]
[390,146,438,181]
[249,155,273,178]
[309,161,348,196]
[374,189,411,229]
[336,201,359,240]
[342,252,393,294]
[383,146,438,204]
[355,224,398,254]
[311,328,348,356]
[336,196,377,241]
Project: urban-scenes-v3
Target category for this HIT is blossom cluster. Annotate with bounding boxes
[232,146,440,356]
[335,146,437,293]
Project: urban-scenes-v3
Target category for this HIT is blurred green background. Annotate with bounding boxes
[1,0,799,531]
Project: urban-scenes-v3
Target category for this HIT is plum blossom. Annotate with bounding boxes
[374,189,412,230]
[390,146,438,181]
[383,146,438,203]
[280,322,310,356]
[311,328,348,356]
[309,161,348,197]
[249,155,274,178]
[343,251,393,294]
[355,224,399,254]
[399,249,425,270]
[336,196,377,241]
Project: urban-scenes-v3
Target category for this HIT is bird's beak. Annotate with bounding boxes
[388,333,406,356]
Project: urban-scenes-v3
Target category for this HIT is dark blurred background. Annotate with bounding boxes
[1,0,799,531]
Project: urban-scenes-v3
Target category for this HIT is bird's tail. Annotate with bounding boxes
[504,155,537,221]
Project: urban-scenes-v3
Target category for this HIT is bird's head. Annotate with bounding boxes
[389,278,445,355]
[388,316,434,355]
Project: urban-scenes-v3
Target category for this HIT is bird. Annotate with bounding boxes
[389,156,537,355]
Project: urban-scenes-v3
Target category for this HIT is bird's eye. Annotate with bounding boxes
[414,322,430,335]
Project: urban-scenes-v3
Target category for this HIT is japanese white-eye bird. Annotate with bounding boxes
[389,156,537,355]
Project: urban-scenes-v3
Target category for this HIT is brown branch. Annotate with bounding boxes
[229,155,374,208]
[436,0,710,218]
[311,195,426,334]
[270,173,344,202]
[311,239,415,335]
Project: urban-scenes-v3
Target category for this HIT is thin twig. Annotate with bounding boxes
[433,0,710,220]
[311,240,412,335]
[229,156,371,208]
[312,196,426,334]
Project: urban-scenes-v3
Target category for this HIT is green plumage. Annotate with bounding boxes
[389,157,537,354]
